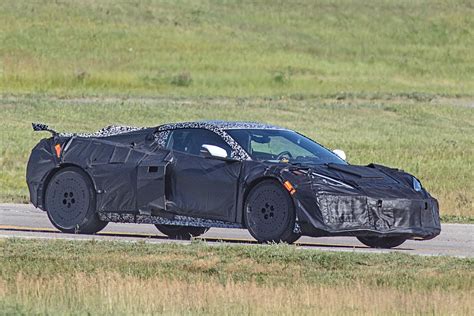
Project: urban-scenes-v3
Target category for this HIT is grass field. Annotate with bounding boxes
[1,238,473,315]
[0,0,473,221]
[1,0,473,97]
[0,1,472,315]
[1,96,473,221]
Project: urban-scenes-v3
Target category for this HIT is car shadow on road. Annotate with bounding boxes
[0,226,415,251]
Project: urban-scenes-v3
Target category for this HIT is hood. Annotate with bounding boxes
[292,162,426,199]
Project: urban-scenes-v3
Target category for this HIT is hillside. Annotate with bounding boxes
[1,0,473,96]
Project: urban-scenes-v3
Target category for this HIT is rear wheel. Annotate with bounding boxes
[357,236,406,249]
[45,166,107,234]
[244,179,300,244]
[155,224,209,240]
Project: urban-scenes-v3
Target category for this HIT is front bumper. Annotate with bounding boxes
[296,194,441,239]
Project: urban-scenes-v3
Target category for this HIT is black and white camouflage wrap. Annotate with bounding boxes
[98,212,243,229]
[155,130,170,149]
[59,125,146,138]
[99,211,301,232]
[33,122,146,138]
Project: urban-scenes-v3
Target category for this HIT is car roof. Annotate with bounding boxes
[160,120,288,131]
[55,121,288,139]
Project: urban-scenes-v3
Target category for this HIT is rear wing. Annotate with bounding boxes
[32,123,58,136]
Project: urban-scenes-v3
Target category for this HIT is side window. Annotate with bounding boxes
[166,128,232,156]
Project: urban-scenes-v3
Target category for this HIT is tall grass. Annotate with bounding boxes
[0,239,473,315]
[2,273,472,315]
[1,0,473,96]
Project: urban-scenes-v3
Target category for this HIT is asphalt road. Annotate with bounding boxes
[0,203,472,258]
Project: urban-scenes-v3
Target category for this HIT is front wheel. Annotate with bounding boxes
[45,166,107,234]
[244,179,300,244]
[155,224,209,240]
[357,236,406,249]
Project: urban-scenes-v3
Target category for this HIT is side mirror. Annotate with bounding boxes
[200,144,228,159]
[333,149,346,161]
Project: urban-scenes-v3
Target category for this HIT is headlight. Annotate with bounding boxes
[413,177,422,191]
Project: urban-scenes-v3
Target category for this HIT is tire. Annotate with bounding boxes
[244,179,300,244]
[357,236,406,249]
[45,166,107,234]
[155,224,209,240]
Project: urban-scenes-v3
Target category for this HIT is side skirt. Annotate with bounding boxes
[98,212,243,229]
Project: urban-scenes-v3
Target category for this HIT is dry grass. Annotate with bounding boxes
[1,239,473,315]
[1,272,472,315]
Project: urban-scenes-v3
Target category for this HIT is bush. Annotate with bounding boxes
[171,72,192,87]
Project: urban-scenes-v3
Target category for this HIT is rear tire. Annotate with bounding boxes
[244,179,300,244]
[357,236,406,249]
[45,166,107,234]
[155,224,209,240]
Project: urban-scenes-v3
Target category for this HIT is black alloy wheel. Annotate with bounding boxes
[45,166,107,234]
[244,179,300,244]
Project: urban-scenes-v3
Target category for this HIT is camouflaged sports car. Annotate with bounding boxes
[27,121,441,248]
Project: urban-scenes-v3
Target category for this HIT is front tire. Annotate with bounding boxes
[357,236,406,249]
[45,166,107,234]
[155,224,209,240]
[244,179,300,244]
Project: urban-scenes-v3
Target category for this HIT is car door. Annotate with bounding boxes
[165,128,242,222]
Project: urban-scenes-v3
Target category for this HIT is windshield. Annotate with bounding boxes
[226,129,347,165]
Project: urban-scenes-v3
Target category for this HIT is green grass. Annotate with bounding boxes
[0,238,472,315]
[1,0,473,96]
[0,96,472,221]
